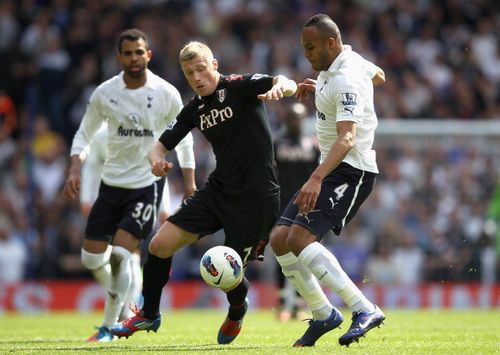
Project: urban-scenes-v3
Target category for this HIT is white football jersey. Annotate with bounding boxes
[71,69,194,189]
[80,122,174,213]
[315,45,379,173]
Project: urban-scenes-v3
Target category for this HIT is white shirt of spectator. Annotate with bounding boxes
[314,45,379,174]
[0,217,27,285]
[71,69,195,189]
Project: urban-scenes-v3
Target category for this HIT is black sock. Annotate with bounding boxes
[226,277,249,321]
[277,264,286,307]
[141,253,172,319]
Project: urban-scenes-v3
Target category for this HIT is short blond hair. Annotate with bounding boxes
[179,41,214,62]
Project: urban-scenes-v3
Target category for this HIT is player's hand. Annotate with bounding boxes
[63,172,81,200]
[294,175,321,215]
[257,85,286,101]
[151,159,174,177]
[295,78,317,101]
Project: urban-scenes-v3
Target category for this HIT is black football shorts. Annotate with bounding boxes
[86,178,166,242]
[168,184,280,264]
[276,162,376,240]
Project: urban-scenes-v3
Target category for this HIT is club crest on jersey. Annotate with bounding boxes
[341,92,357,114]
[216,89,226,103]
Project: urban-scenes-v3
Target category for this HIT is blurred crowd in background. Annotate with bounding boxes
[0,0,499,286]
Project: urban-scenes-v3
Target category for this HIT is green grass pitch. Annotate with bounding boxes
[1,309,499,354]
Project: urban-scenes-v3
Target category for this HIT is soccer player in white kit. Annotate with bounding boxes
[79,123,142,322]
[63,29,196,342]
[79,122,179,322]
[270,14,386,347]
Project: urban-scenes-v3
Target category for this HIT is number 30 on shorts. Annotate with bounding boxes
[131,202,154,223]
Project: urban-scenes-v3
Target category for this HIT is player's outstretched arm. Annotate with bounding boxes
[149,141,174,177]
[257,74,297,101]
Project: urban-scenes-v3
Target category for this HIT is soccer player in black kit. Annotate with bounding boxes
[112,41,297,344]
[274,102,320,321]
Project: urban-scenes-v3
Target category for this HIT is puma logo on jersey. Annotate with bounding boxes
[344,107,354,114]
[199,107,234,131]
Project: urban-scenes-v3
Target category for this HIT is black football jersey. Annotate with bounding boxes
[274,133,320,212]
[159,74,279,197]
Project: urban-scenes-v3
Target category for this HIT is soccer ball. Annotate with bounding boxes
[199,246,244,291]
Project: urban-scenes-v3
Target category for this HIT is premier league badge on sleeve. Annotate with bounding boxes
[341,92,357,114]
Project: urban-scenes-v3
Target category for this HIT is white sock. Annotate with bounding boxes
[276,252,333,320]
[81,246,112,289]
[298,242,374,313]
[120,253,142,319]
[283,281,298,312]
[94,264,112,289]
[102,246,131,329]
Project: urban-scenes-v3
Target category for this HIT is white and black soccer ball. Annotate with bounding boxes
[199,246,244,291]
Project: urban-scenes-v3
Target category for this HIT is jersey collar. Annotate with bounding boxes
[326,44,352,73]
[118,69,156,89]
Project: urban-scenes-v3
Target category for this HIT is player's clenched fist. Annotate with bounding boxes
[151,159,174,177]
